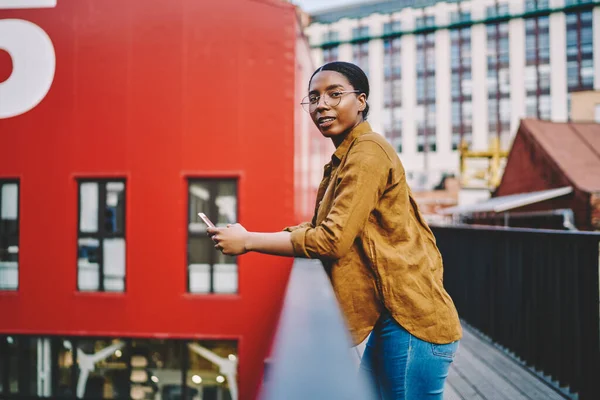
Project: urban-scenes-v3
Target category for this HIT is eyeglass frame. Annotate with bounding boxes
[300,90,362,113]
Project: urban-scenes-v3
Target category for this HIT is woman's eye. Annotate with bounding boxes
[309,97,319,104]
[330,92,343,98]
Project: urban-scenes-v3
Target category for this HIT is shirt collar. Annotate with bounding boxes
[332,121,373,163]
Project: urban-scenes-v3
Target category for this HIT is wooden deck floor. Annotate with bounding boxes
[445,326,568,400]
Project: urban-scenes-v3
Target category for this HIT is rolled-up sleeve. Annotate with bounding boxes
[282,222,314,232]
[290,140,391,260]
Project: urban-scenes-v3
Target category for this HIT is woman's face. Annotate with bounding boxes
[307,71,366,140]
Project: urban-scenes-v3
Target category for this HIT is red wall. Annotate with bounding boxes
[0,1,304,398]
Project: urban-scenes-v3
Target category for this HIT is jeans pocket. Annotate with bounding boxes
[431,340,459,359]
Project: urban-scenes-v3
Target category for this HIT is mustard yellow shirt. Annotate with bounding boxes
[286,122,462,346]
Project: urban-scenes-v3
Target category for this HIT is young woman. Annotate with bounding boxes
[207,61,462,399]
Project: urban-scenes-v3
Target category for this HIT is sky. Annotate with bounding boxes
[292,0,362,13]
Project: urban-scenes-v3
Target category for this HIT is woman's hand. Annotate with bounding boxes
[207,224,249,256]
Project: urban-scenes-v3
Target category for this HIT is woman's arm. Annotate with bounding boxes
[208,224,295,257]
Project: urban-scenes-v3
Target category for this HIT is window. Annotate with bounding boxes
[352,26,369,40]
[322,30,339,43]
[383,20,401,35]
[352,41,369,76]
[0,335,237,399]
[566,11,594,92]
[450,26,472,150]
[323,46,338,64]
[78,180,126,292]
[525,13,551,119]
[416,32,436,153]
[0,180,19,290]
[188,179,238,294]
[487,22,511,147]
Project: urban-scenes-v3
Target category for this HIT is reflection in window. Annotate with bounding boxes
[188,179,238,294]
[0,181,19,290]
[78,180,126,292]
[0,335,238,400]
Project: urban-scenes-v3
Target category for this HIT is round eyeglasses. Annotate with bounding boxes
[301,90,361,113]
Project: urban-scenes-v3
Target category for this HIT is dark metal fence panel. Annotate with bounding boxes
[260,259,376,400]
[433,225,600,399]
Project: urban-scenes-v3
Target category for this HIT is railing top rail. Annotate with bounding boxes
[431,223,600,238]
[260,259,375,400]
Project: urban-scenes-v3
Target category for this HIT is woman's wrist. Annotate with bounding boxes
[244,232,255,253]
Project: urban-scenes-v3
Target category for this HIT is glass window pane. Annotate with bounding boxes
[57,339,76,397]
[0,259,18,290]
[1,183,18,220]
[76,338,128,399]
[103,238,126,281]
[189,237,212,265]
[130,339,182,399]
[213,264,237,294]
[7,336,18,393]
[216,182,237,225]
[189,264,211,293]
[80,183,99,233]
[105,182,125,234]
[187,340,238,400]
[78,238,100,291]
[189,182,211,232]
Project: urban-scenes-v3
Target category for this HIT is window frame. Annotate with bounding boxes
[76,178,127,293]
[186,178,239,295]
[0,179,19,291]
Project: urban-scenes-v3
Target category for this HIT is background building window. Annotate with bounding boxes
[0,335,237,400]
[525,13,551,119]
[383,20,401,35]
[0,180,19,290]
[487,22,511,149]
[78,180,126,292]
[322,46,338,64]
[566,11,594,93]
[352,23,370,76]
[322,30,339,64]
[450,27,473,150]
[383,36,402,152]
[188,179,238,294]
[416,32,436,153]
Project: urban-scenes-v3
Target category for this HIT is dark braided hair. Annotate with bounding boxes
[309,61,370,119]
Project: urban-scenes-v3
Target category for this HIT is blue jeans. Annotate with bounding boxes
[359,310,459,399]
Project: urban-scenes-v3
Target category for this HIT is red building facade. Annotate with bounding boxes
[0,0,326,398]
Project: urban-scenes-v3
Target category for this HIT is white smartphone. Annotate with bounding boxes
[198,212,216,228]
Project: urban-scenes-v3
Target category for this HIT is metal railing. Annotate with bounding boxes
[432,225,600,399]
[260,259,375,400]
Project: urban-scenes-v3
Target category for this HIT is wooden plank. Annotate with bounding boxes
[452,344,530,400]
[446,366,485,399]
[444,379,464,400]
[459,328,567,400]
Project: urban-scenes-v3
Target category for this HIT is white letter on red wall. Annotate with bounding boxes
[0,0,56,119]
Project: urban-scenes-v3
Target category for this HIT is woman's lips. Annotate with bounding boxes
[318,116,335,128]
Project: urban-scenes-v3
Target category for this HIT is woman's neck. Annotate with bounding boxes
[332,118,364,148]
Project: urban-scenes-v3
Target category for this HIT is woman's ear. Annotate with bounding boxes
[357,93,367,112]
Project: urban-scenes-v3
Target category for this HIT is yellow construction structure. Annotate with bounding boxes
[459,137,509,189]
